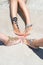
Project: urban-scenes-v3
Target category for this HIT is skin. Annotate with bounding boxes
[1,0,42,48]
[18,0,32,34]
[0,33,20,46]
[9,0,32,36]
[0,33,43,48]
[23,38,43,48]
[9,0,21,35]
[0,33,9,44]
[0,0,43,47]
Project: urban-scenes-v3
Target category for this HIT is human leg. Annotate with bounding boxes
[18,0,32,35]
[0,33,9,44]
[23,38,43,49]
[0,33,20,46]
[9,0,28,36]
[9,0,21,35]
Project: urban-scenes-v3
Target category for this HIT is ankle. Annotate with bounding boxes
[3,37,9,45]
[33,40,39,47]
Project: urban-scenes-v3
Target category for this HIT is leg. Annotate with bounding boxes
[0,33,20,46]
[18,0,30,24]
[9,0,21,35]
[18,0,32,35]
[23,38,43,49]
[0,33,9,44]
[18,0,26,23]
[9,0,28,36]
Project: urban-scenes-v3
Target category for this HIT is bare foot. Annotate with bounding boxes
[4,36,21,46]
[13,23,30,36]
[23,39,39,49]
[14,31,30,37]
[13,23,27,36]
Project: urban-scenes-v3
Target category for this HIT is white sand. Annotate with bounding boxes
[0,0,43,65]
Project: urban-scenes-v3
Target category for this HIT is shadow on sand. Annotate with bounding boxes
[0,41,4,45]
[0,41,43,59]
[28,46,43,59]
[17,5,26,25]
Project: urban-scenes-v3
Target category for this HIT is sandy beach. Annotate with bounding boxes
[0,0,43,65]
